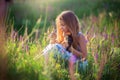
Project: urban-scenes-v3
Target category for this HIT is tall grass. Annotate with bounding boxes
[1,11,119,80]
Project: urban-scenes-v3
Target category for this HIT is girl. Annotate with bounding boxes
[55,10,88,80]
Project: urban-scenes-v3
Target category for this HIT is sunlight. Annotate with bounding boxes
[1,0,120,80]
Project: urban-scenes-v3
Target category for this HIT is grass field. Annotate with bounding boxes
[0,0,120,80]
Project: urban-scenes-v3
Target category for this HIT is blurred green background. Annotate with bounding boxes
[0,0,120,80]
[8,0,120,35]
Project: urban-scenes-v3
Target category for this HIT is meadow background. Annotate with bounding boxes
[0,0,120,80]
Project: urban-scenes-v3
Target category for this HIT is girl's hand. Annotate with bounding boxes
[69,46,83,57]
[61,32,69,48]
[69,45,74,52]
[61,39,69,49]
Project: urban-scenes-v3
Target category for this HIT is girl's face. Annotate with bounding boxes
[59,20,70,34]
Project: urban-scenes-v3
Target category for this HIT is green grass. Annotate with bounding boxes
[4,12,120,80]
[1,0,120,80]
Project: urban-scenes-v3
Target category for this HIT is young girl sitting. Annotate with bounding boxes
[43,10,88,80]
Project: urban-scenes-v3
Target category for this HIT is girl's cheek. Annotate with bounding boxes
[59,26,63,31]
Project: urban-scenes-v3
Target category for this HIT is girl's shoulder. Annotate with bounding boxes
[78,32,87,43]
[78,32,84,37]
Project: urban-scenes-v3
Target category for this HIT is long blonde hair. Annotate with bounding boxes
[56,10,80,49]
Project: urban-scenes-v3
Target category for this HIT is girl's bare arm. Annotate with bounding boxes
[69,34,87,59]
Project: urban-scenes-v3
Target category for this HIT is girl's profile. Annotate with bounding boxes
[43,10,88,80]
